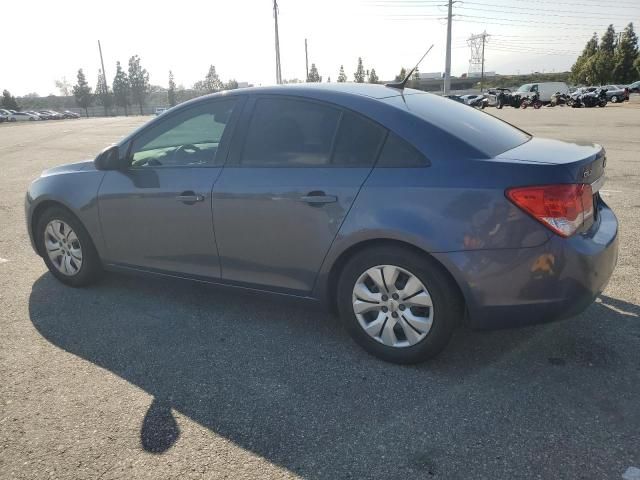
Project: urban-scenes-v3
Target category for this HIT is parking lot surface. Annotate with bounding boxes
[1,101,639,479]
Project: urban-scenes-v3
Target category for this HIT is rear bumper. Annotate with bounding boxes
[435,199,618,329]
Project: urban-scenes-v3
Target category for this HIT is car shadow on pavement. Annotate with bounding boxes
[28,273,640,479]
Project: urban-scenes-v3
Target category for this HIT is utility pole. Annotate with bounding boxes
[480,33,486,92]
[305,38,309,81]
[273,0,282,84]
[443,0,453,95]
[98,40,108,90]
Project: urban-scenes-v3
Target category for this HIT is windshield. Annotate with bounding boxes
[517,84,532,93]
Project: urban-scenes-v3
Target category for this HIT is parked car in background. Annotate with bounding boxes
[489,88,523,109]
[155,107,168,115]
[603,85,627,103]
[0,108,12,122]
[40,110,64,120]
[36,111,55,120]
[9,112,39,122]
[63,111,81,119]
[628,80,640,93]
[516,82,569,103]
[445,94,487,109]
[26,83,618,363]
[26,111,43,120]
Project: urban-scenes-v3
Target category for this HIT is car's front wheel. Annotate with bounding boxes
[337,246,462,364]
[611,95,619,103]
[36,207,103,287]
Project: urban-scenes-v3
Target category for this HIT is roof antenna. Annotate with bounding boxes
[385,44,434,90]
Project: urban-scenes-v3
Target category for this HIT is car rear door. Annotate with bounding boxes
[97,97,241,278]
[212,95,387,293]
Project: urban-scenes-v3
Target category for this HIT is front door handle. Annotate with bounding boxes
[301,191,337,205]
[177,191,205,204]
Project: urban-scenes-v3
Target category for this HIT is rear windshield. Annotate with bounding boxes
[396,93,531,157]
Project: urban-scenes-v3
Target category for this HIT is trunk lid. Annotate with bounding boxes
[495,137,605,185]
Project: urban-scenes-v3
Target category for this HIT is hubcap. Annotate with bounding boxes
[44,220,83,276]
[352,265,434,348]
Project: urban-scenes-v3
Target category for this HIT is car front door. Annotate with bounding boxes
[97,98,240,278]
[212,96,387,293]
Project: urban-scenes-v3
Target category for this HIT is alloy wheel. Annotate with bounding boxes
[352,265,434,348]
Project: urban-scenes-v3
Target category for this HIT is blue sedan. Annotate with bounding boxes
[25,84,618,363]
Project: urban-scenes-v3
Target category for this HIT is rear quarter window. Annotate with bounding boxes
[401,93,531,157]
[377,132,429,167]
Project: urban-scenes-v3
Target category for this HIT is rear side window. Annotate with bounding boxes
[331,112,386,167]
[241,98,340,166]
[377,132,429,167]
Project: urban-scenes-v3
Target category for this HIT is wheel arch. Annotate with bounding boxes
[324,238,467,321]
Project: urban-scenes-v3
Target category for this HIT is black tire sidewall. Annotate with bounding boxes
[337,247,460,364]
[36,207,102,287]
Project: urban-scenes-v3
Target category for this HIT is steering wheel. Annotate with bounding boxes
[170,143,201,164]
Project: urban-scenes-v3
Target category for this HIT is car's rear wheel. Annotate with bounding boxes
[36,207,102,287]
[337,246,462,364]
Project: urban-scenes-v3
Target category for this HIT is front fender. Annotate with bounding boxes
[26,170,106,257]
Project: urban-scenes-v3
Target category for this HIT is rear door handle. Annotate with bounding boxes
[301,191,337,205]
[177,191,205,204]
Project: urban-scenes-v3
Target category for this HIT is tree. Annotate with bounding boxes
[72,68,93,117]
[595,25,616,84]
[128,55,150,115]
[394,67,407,82]
[570,33,599,84]
[368,68,379,84]
[327,76,331,83]
[112,61,131,116]
[636,55,640,76]
[337,65,347,82]
[224,79,239,90]
[613,23,639,83]
[95,69,112,116]
[168,70,177,107]
[2,89,19,110]
[354,57,366,83]
[307,63,321,82]
[54,77,71,96]
[203,65,223,93]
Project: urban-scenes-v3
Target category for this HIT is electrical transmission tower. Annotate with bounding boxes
[467,31,489,90]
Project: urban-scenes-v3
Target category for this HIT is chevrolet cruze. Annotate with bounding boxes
[26,84,618,363]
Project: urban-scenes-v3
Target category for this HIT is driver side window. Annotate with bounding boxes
[130,99,236,168]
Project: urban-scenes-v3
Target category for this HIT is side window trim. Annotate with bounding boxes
[125,96,244,169]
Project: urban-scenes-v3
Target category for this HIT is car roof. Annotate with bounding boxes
[234,82,409,100]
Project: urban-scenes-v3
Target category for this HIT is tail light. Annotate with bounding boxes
[506,184,594,237]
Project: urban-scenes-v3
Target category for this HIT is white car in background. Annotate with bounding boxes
[9,112,40,122]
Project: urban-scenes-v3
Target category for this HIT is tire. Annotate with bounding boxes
[35,206,102,287]
[336,246,462,364]
[496,101,503,110]
[611,96,618,103]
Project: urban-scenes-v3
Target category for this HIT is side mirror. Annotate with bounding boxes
[94,145,122,170]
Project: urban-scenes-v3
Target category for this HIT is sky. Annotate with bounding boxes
[2,0,639,96]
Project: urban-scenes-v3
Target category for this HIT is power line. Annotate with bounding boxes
[456,5,637,21]
[273,0,282,84]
